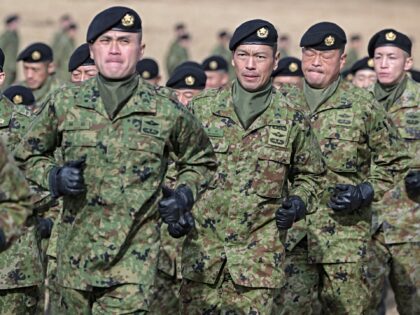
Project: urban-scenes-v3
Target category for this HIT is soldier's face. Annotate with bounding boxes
[352,69,377,89]
[232,44,279,92]
[22,62,53,90]
[175,89,201,106]
[272,76,303,89]
[204,71,229,89]
[302,48,345,89]
[0,72,5,87]
[71,65,98,84]
[90,30,145,79]
[373,46,413,86]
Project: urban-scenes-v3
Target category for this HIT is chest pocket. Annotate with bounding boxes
[396,112,420,141]
[253,146,291,198]
[61,121,98,161]
[323,126,360,172]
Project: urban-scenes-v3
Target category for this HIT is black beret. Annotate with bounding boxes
[0,48,4,71]
[87,6,142,43]
[3,85,35,105]
[68,43,95,72]
[17,43,53,62]
[166,62,207,90]
[409,69,420,83]
[300,22,347,50]
[136,58,159,80]
[350,56,375,75]
[367,29,412,57]
[229,19,278,51]
[202,55,228,72]
[5,14,19,25]
[272,57,303,77]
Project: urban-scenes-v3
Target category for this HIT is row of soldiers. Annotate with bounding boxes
[0,5,418,315]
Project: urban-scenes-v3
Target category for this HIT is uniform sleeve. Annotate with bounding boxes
[13,95,61,191]
[366,103,411,200]
[289,114,326,213]
[0,138,32,243]
[170,108,218,201]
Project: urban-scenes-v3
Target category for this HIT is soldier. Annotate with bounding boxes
[14,6,217,313]
[54,22,78,81]
[0,14,20,87]
[368,28,420,315]
[278,34,291,58]
[68,43,97,84]
[165,23,190,77]
[271,57,304,89]
[212,30,235,81]
[51,14,73,54]
[201,55,229,89]
[273,22,410,315]
[166,61,207,107]
[180,19,325,314]
[343,33,362,70]
[17,42,61,105]
[136,58,161,86]
[350,56,376,89]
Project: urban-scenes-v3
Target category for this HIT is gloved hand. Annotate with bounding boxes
[167,211,195,238]
[37,217,54,239]
[276,196,307,230]
[328,182,374,214]
[48,158,86,198]
[158,185,194,224]
[0,228,6,252]
[404,170,420,198]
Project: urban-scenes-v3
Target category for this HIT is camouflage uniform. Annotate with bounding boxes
[20,75,61,105]
[0,133,41,315]
[165,41,189,77]
[369,76,420,315]
[53,33,75,82]
[14,76,217,313]
[180,87,325,314]
[273,80,410,315]
[0,29,19,87]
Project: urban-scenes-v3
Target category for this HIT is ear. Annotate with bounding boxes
[339,52,347,71]
[138,43,145,61]
[89,44,95,60]
[47,62,56,75]
[404,56,413,71]
[0,72,5,87]
[273,51,280,70]
[221,73,229,86]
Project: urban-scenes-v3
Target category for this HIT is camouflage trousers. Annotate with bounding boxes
[180,268,276,315]
[272,241,372,315]
[0,286,39,315]
[58,284,150,314]
[368,230,420,315]
[148,270,181,315]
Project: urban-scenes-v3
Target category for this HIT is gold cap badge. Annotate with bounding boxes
[385,31,396,41]
[324,35,335,46]
[142,71,150,79]
[257,27,268,39]
[185,75,195,86]
[367,58,374,68]
[209,61,218,70]
[31,51,41,61]
[289,62,298,72]
[13,94,23,104]
[121,14,134,27]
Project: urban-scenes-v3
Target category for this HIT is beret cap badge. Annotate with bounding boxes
[385,31,396,41]
[257,27,268,39]
[209,61,218,70]
[121,14,134,27]
[288,62,298,72]
[367,58,374,67]
[31,51,41,61]
[185,75,195,86]
[12,95,23,104]
[142,71,150,79]
[324,35,335,46]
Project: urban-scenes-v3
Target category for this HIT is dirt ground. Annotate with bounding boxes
[1,0,417,313]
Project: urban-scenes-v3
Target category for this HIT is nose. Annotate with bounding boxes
[380,56,388,68]
[245,57,256,70]
[178,94,189,106]
[109,40,121,54]
[312,54,322,66]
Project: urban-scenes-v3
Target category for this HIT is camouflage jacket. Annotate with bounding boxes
[371,77,420,243]
[14,76,217,291]
[0,136,42,289]
[283,80,410,263]
[182,87,325,288]
[20,75,62,106]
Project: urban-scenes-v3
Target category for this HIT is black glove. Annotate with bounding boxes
[158,185,194,224]
[167,211,195,238]
[328,182,374,214]
[276,196,307,230]
[0,228,6,252]
[37,217,54,239]
[404,170,420,198]
[49,158,86,198]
